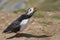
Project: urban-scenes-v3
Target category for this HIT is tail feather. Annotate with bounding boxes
[3,26,13,33]
[3,30,11,34]
[3,25,20,33]
[3,28,12,33]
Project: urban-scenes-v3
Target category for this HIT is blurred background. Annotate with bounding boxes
[0,0,60,40]
[0,0,60,12]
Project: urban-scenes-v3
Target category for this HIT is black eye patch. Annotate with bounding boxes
[29,9,31,11]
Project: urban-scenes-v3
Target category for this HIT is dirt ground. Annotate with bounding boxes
[0,12,60,40]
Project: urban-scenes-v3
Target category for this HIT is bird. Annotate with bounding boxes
[3,6,38,34]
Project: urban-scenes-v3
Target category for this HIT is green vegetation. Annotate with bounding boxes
[26,0,40,8]
[28,0,37,4]
[13,9,26,13]
[41,21,53,25]
[40,0,60,11]
[13,0,60,13]
[33,14,44,18]
[26,0,60,11]
[52,16,60,20]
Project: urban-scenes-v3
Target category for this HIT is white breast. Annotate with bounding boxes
[20,19,29,25]
[20,19,29,31]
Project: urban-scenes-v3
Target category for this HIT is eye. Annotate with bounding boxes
[29,9,31,12]
[29,9,31,11]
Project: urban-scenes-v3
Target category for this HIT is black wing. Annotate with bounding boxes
[3,14,26,33]
[3,20,21,33]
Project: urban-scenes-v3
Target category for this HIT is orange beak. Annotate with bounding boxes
[33,5,38,10]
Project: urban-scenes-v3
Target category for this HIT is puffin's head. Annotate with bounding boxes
[26,5,38,16]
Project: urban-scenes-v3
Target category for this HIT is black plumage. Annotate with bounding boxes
[3,7,37,33]
[3,14,30,33]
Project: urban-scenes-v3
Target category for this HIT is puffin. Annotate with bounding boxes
[3,6,38,34]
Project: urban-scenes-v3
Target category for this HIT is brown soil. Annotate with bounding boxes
[0,12,60,40]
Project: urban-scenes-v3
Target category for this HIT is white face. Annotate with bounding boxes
[27,7,34,15]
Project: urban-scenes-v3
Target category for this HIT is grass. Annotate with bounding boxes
[41,21,53,25]
[40,0,60,11]
[33,14,44,18]
[25,0,39,8]
[52,16,60,20]
[13,9,26,13]
[28,0,37,4]
[26,0,60,11]
[13,0,60,13]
